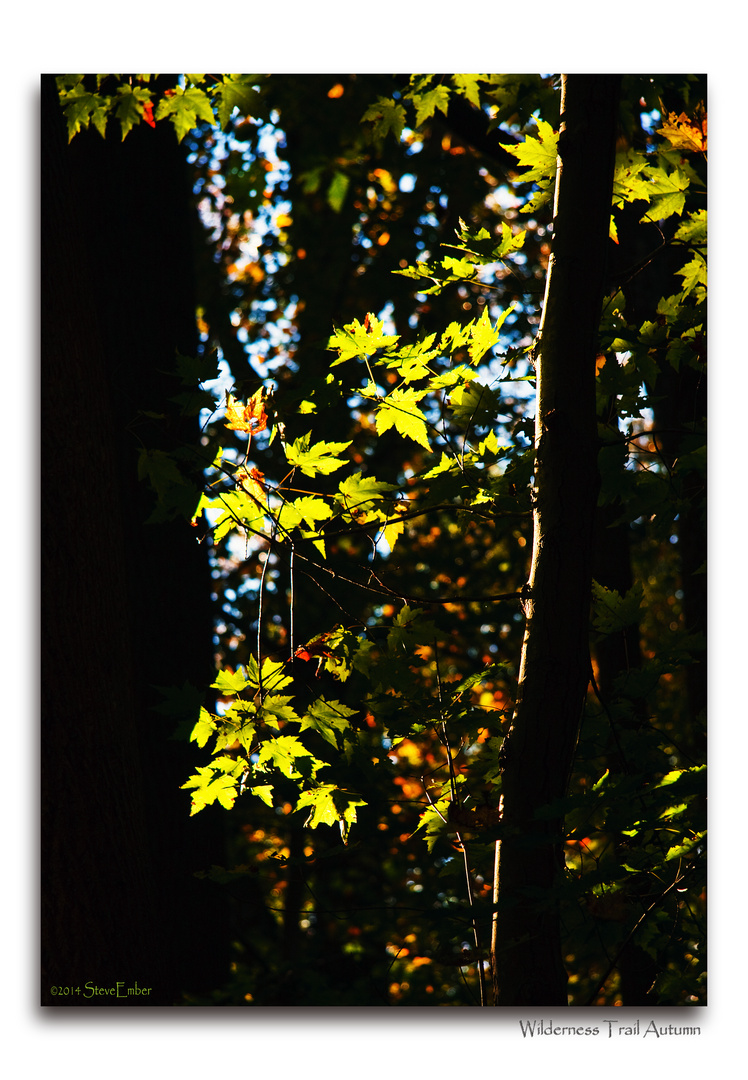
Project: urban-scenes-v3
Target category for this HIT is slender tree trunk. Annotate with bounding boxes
[491,75,621,1006]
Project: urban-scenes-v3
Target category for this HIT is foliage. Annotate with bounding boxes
[59,73,706,1006]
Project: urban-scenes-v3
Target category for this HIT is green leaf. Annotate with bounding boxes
[258,657,293,694]
[190,707,216,749]
[640,164,690,223]
[386,604,431,652]
[258,695,302,728]
[422,452,456,480]
[412,797,452,852]
[173,349,221,386]
[612,148,651,207]
[251,784,275,807]
[451,74,486,109]
[155,85,216,142]
[257,735,318,779]
[328,316,399,365]
[295,784,341,830]
[468,307,501,364]
[453,662,513,699]
[385,335,439,382]
[293,495,334,532]
[182,766,239,815]
[412,85,451,128]
[375,387,431,449]
[507,117,558,183]
[285,432,351,477]
[591,581,643,634]
[194,490,267,540]
[674,208,707,246]
[337,472,398,516]
[448,380,500,428]
[675,253,707,298]
[361,97,406,143]
[137,448,189,500]
[327,170,350,213]
[213,75,260,129]
[296,784,367,842]
[114,85,150,140]
[59,82,111,140]
[299,698,357,748]
[212,667,250,695]
[665,831,706,862]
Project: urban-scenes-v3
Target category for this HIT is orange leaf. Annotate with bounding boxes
[142,101,156,128]
[657,108,707,154]
[224,389,268,436]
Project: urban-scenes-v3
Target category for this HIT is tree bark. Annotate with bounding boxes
[41,76,228,1004]
[491,75,621,1005]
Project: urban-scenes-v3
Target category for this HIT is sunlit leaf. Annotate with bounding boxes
[375,387,431,449]
[155,84,216,142]
[285,432,351,477]
[299,698,357,748]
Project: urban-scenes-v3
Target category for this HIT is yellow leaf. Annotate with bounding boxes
[236,465,266,506]
[381,516,405,552]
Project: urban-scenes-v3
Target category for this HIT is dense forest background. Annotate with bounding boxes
[39,70,711,1011]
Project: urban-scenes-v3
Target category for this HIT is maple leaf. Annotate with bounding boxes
[361,97,406,143]
[257,735,317,779]
[468,306,501,364]
[142,100,156,128]
[293,495,333,529]
[657,109,707,155]
[212,667,250,695]
[299,698,356,748]
[451,74,486,109]
[337,472,398,519]
[285,432,351,477]
[412,85,451,128]
[258,695,302,727]
[235,465,266,506]
[639,164,690,222]
[328,315,399,366]
[379,514,405,552]
[674,209,707,246]
[182,767,239,815]
[154,85,216,143]
[375,387,431,450]
[189,707,216,749]
[212,76,261,129]
[675,253,707,298]
[224,389,268,437]
[507,118,558,183]
[58,82,111,141]
[296,785,367,842]
[591,581,643,634]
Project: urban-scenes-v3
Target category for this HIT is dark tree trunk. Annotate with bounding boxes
[491,75,621,1006]
[41,75,228,1005]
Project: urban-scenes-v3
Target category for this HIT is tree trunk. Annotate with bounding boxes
[491,75,621,1006]
[41,75,228,1005]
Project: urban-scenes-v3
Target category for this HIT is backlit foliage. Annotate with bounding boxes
[59,74,706,1005]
